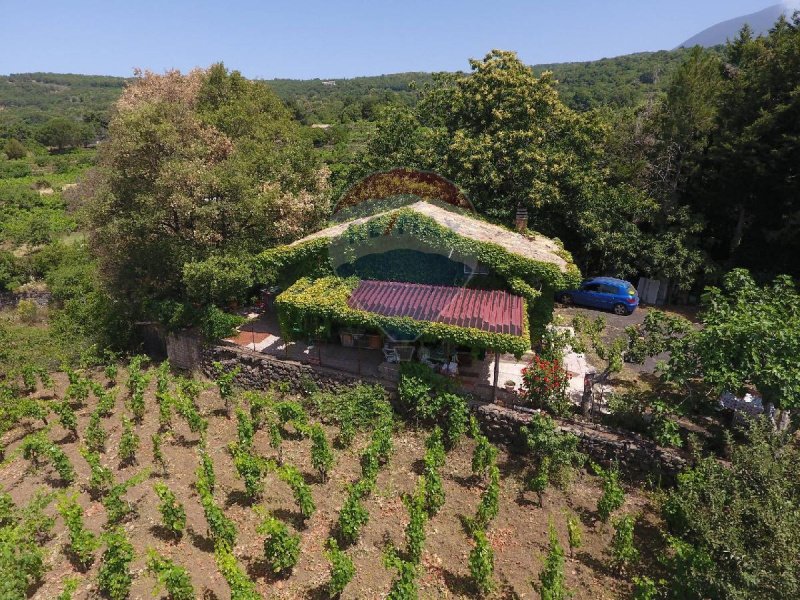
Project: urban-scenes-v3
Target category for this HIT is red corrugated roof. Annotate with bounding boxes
[347,280,525,336]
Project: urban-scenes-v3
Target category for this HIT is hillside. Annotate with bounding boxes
[0,47,693,139]
[679,3,792,47]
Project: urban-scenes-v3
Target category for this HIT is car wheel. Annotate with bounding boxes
[613,303,628,316]
[560,293,573,305]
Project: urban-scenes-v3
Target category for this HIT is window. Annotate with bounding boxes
[581,283,602,292]
[599,284,619,294]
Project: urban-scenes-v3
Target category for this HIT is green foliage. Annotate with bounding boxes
[119,416,140,465]
[403,479,428,565]
[473,465,500,531]
[3,138,26,160]
[632,576,660,600]
[54,401,78,439]
[80,446,113,498]
[175,391,208,436]
[471,434,497,479]
[421,429,446,517]
[310,424,334,481]
[235,407,255,449]
[609,514,639,572]
[154,482,186,538]
[98,527,134,600]
[21,431,75,484]
[468,528,494,596]
[57,493,99,570]
[383,550,419,600]
[593,462,625,523]
[102,470,148,527]
[278,464,315,521]
[277,270,531,357]
[126,355,149,422]
[0,513,48,599]
[231,444,264,500]
[145,550,195,600]
[197,451,237,551]
[151,432,166,474]
[213,361,241,415]
[57,576,80,600]
[274,399,309,435]
[214,545,261,600]
[324,537,355,598]
[566,513,582,558]
[85,410,108,452]
[538,524,569,600]
[337,484,370,545]
[93,384,117,417]
[258,514,301,574]
[523,414,584,491]
[661,420,800,599]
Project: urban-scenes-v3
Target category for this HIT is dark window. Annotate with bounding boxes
[582,283,602,292]
[599,284,619,294]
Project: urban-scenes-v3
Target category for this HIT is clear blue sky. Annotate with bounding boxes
[0,0,785,79]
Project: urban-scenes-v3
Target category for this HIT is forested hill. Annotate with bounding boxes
[0,47,694,136]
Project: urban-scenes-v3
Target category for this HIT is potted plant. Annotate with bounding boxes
[504,379,516,392]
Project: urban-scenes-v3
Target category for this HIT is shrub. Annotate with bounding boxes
[85,411,108,452]
[519,354,570,415]
[632,575,660,600]
[197,448,216,495]
[119,416,140,465]
[156,390,173,430]
[64,369,90,405]
[610,514,639,572]
[57,576,79,600]
[235,407,255,449]
[57,494,99,571]
[383,551,418,600]
[126,355,150,422]
[175,394,207,436]
[593,462,624,523]
[471,434,497,479]
[660,420,800,600]
[0,517,47,598]
[16,299,39,324]
[103,471,148,526]
[274,400,309,435]
[310,424,334,482]
[278,464,315,521]
[212,361,241,417]
[98,528,134,600]
[403,479,428,565]
[80,447,113,498]
[424,427,446,469]
[422,452,445,517]
[214,545,260,600]
[469,528,494,596]
[325,537,355,598]
[145,550,195,600]
[258,515,301,575]
[93,384,117,417]
[527,455,550,505]
[538,524,569,600]
[21,432,75,484]
[154,483,186,538]
[338,485,369,545]
[104,362,118,383]
[54,402,78,439]
[152,432,166,474]
[439,393,468,449]
[232,445,264,500]
[268,420,283,464]
[566,513,582,557]
[473,465,500,530]
[523,413,584,490]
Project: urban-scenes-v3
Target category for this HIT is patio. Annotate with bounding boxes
[224,309,542,400]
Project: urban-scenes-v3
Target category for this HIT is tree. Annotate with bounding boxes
[84,64,330,325]
[662,420,800,599]
[36,117,88,150]
[643,270,800,426]
[3,138,26,159]
[359,50,696,281]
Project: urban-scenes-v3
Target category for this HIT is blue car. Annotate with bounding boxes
[556,277,639,315]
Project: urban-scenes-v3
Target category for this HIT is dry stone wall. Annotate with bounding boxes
[199,342,687,484]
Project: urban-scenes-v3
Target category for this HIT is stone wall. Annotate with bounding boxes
[201,343,388,394]
[475,402,687,484]
[199,342,687,484]
[0,291,51,309]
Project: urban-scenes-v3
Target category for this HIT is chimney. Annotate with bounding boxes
[515,206,528,232]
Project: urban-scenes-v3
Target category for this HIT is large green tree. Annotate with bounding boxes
[85,65,330,319]
[357,50,702,285]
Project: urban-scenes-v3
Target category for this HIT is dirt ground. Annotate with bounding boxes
[1,369,661,599]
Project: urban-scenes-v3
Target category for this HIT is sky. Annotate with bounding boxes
[0,0,794,79]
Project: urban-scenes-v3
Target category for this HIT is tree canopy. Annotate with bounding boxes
[85,64,330,322]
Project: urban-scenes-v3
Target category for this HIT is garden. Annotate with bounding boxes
[0,357,663,599]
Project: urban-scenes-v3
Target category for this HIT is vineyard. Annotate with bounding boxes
[0,358,661,599]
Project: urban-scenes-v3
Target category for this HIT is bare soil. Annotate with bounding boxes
[1,369,661,599]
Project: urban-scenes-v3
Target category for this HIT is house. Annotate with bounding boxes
[247,188,580,399]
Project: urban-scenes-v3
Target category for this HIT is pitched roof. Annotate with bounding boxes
[348,280,525,336]
[292,200,570,272]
